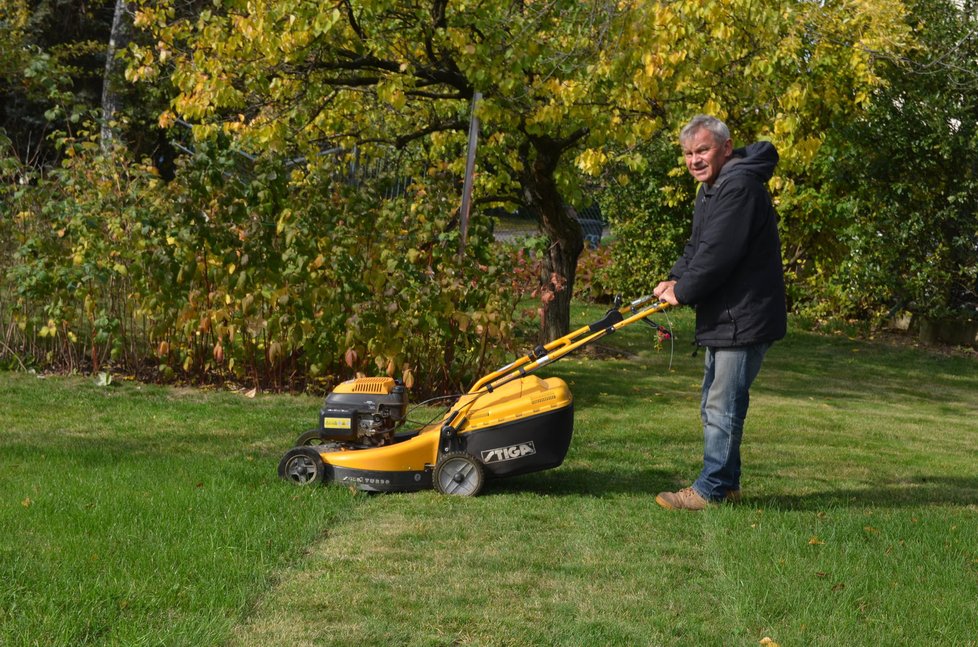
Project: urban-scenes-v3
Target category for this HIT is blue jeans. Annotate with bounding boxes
[692,343,771,501]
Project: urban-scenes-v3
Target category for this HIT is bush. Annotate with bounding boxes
[0,129,526,396]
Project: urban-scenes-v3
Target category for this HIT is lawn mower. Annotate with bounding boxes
[277,295,671,496]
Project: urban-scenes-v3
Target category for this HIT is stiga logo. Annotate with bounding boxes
[481,442,536,464]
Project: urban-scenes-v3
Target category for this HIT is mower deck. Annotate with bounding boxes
[278,296,670,496]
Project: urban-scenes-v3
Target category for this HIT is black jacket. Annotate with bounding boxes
[669,142,787,347]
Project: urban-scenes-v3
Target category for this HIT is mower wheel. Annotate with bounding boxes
[433,452,485,497]
[278,447,327,486]
[296,429,329,446]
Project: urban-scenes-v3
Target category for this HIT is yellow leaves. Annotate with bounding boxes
[380,85,406,111]
[808,535,825,545]
[701,99,724,119]
[546,79,585,105]
[38,319,58,338]
[711,22,734,42]
[794,136,823,164]
[641,52,662,79]
[158,111,176,129]
[666,50,687,67]
[124,43,159,82]
[232,14,257,42]
[779,83,807,111]
[575,149,608,177]
[759,638,780,647]
[773,114,799,139]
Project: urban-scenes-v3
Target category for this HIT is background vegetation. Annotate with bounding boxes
[3,4,976,644]
[2,0,977,393]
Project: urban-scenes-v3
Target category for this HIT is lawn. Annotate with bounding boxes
[2,309,977,645]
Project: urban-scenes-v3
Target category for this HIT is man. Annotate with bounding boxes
[653,115,786,511]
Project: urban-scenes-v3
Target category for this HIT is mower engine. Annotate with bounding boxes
[318,377,408,446]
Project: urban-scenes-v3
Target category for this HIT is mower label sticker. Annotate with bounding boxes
[481,442,536,464]
[340,475,391,486]
[322,416,352,430]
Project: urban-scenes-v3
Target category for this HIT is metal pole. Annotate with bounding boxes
[458,91,482,257]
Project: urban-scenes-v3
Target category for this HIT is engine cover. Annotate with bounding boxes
[319,377,408,445]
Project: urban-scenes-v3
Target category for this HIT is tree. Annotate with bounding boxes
[131,0,911,340]
[134,0,626,340]
[100,0,133,150]
[596,0,913,303]
[0,0,118,164]
[818,0,978,325]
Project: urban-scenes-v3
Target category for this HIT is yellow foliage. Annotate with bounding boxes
[575,149,608,177]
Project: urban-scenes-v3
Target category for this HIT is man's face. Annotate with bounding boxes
[682,128,733,185]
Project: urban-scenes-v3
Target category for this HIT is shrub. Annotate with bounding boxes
[0,129,525,396]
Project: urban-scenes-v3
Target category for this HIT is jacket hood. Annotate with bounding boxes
[714,141,779,186]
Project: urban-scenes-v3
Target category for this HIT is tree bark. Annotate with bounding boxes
[520,136,585,343]
[100,0,132,152]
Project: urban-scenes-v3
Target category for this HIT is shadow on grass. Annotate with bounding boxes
[748,475,978,511]
[487,466,674,498]
[486,468,978,510]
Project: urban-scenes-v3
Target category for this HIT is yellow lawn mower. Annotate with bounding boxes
[277,296,671,496]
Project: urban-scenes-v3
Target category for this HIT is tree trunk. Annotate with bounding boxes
[520,138,585,343]
[100,0,132,152]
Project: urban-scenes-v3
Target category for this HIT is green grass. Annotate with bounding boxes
[0,379,358,645]
[3,309,978,645]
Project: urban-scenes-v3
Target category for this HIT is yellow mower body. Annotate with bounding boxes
[314,376,573,492]
[278,296,669,495]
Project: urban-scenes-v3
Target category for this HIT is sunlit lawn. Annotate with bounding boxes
[2,307,977,645]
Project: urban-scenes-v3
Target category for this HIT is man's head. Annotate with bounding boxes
[680,115,733,186]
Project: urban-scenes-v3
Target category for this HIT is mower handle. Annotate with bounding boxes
[468,295,669,395]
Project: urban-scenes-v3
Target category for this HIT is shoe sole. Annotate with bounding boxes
[655,494,676,510]
[655,493,706,511]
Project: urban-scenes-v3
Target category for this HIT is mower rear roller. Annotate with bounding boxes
[433,452,485,497]
[278,447,327,485]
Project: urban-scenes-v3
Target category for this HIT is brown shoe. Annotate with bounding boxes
[655,487,709,511]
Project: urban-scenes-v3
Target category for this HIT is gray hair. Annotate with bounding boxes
[679,115,731,146]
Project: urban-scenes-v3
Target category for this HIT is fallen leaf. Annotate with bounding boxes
[243,387,257,398]
[760,638,780,647]
[808,536,825,545]
[21,497,32,508]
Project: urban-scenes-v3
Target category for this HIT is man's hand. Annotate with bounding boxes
[653,280,680,306]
